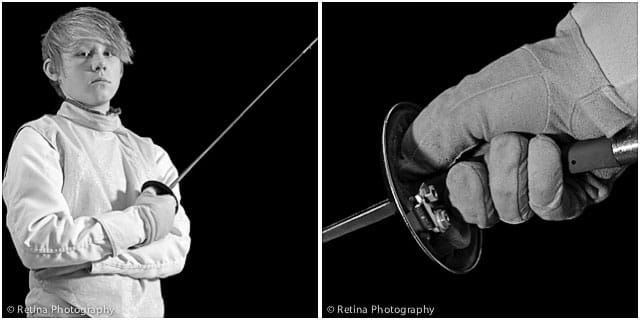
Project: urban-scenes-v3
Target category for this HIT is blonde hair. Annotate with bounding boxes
[41,7,133,96]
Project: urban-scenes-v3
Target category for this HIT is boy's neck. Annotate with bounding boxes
[65,98,111,115]
[65,99,118,116]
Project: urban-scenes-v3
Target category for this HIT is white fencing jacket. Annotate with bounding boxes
[3,101,191,317]
[573,2,637,115]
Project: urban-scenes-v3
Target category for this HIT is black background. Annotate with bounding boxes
[323,3,637,318]
[2,3,317,317]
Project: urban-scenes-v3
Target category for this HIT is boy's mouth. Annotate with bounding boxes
[91,78,111,84]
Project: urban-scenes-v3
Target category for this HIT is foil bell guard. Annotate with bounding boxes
[382,102,482,274]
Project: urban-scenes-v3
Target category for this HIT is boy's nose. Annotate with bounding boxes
[91,62,106,72]
[91,57,107,72]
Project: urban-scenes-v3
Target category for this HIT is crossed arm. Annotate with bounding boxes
[3,127,191,280]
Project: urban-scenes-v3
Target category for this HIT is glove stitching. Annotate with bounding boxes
[568,99,580,137]
[449,72,544,121]
[516,137,532,222]
[137,208,155,246]
[412,72,546,164]
[501,136,528,225]
[569,86,607,136]
[465,162,487,227]
[528,136,566,217]
[520,46,553,134]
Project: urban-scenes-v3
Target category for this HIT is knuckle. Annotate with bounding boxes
[500,217,526,224]
[535,210,561,221]
[448,162,484,192]
[530,204,573,221]
[530,134,560,154]
[490,133,528,163]
[493,132,527,147]
[500,208,535,224]
[498,211,527,224]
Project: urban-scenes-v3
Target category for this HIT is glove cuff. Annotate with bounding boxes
[137,208,156,246]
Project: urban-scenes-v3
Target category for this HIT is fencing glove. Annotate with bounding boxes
[136,181,178,245]
[401,13,635,228]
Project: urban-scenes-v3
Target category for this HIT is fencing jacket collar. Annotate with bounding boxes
[58,101,122,132]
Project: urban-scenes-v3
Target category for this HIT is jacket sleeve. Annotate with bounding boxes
[3,127,148,270]
[571,3,637,115]
[90,145,191,279]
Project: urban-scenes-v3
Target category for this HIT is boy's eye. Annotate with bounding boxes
[76,51,90,57]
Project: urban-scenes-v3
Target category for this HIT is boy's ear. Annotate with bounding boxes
[43,59,59,81]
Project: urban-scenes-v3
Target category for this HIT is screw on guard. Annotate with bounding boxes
[323,102,638,274]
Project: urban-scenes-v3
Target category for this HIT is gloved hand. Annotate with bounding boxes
[401,13,635,228]
[135,181,178,245]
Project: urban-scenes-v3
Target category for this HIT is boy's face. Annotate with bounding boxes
[48,39,123,108]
